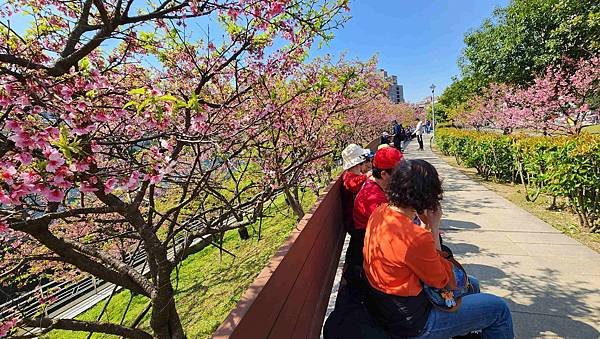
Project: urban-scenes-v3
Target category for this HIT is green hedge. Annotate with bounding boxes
[435,128,600,233]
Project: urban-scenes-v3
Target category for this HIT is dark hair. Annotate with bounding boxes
[388,159,443,214]
[372,167,393,179]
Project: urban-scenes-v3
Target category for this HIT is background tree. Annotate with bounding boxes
[508,56,600,135]
[458,56,600,135]
[442,0,600,127]
[248,56,395,219]
[460,0,600,89]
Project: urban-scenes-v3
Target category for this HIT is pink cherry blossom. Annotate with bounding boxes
[0,317,17,337]
[123,170,141,191]
[0,220,8,233]
[103,177,118,194]
[145,172,163,185]
[0,165,17,185]
[5,119,20,131]
[268,2,284,18]
[52,175,72,189]
[80,177,99,193]
[43,188,65,202]
[17,152,33,165]
[45,126,60,139]
[9,131,35,148]
[45,151,66,173]
[0,190,12,204]
[463,55,600,134]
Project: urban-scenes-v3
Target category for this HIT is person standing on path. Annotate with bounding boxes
[413,118,425,150]
[392,120,405,151]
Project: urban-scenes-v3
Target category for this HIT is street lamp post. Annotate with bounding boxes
[430,84,436,138]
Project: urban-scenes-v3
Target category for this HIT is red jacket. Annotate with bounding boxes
[341,171,368,231]
[353,179,387,230]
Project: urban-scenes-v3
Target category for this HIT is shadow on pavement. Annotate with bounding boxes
[461,260,599,338]
[441,219,482,230]
[446,242,481,256]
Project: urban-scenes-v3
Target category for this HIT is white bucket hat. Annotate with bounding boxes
[342,144,371,170]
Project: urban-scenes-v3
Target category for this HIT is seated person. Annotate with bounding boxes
[363,159,514,338]
[341,144,372,233]
[350,147,403,268]
[381,131,391,145]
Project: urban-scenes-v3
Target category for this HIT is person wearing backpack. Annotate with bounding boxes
[392,120,405,151]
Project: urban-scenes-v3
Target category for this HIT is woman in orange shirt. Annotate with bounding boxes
[363,159,513,338]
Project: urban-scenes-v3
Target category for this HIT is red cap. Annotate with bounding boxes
[373,147,403,170]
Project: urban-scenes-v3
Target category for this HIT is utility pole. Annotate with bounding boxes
[430,84,436,139]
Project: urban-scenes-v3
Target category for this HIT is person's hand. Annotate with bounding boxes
[418,205,442,231]
[419,205,443,250]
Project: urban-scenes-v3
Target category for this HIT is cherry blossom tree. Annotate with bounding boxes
[456,84,504,130]
[460,56,600,135]
[0,0,352,337]
[246,56,394,219]
[510,55,600,135]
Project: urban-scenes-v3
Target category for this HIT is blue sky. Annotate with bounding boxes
[312,0,509,103]
[7,1,507,103]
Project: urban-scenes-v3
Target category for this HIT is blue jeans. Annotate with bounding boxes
[410,276,514,338]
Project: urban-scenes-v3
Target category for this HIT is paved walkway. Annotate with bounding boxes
[409,135,600,338]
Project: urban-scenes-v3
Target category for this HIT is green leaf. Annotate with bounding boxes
[129,88,147,96]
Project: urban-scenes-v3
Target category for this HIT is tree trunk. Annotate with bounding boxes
[149,245,186,339]
[238,226,250,240]
[150,282,186,339]
[284,186,305,220]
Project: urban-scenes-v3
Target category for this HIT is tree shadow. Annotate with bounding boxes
[446,242,481,257]
[440,217,599,337]
[462,263,599,338]
[442,195,499,215]
[441,219,482,230]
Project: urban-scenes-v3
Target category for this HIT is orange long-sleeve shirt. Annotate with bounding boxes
[363,204,454,296]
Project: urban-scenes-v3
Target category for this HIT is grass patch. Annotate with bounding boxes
[433,146,600,254]
[583,124,600,134]
[46,191,318,339]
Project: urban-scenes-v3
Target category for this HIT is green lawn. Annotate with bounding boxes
[46,192,317,339]
[583,124,600,134]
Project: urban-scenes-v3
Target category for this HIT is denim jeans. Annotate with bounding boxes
[410,276,514,338]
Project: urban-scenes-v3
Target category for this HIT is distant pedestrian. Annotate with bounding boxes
[413,118,424,150]
[425,120,432,133]
[392,120,405,151]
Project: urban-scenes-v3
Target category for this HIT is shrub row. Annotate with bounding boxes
[435,128,600,233]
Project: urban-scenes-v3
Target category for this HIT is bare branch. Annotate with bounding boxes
[19,318,152,339]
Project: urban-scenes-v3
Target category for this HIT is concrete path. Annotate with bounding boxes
[407,135,600,338]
